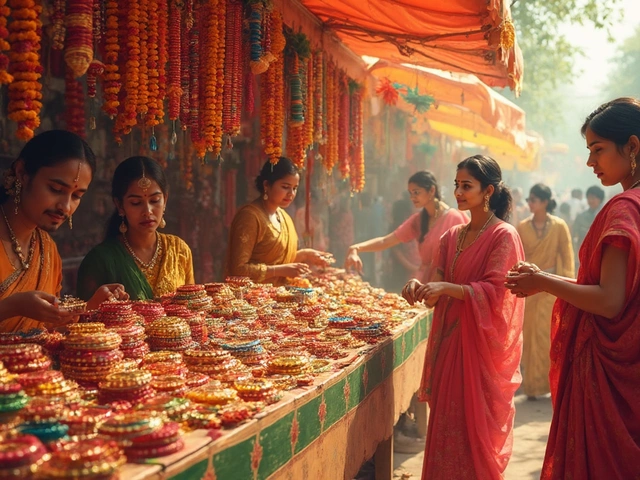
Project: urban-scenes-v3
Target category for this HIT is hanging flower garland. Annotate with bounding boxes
[155,0,168,124]
[337,72,350,179]
[64,0,94,78]
[260,52,284,164]
[189,5,202,153]
[119,0,141,136]
[0,0,11,84]
[222,0,243,138]
[92,0,103,45]
[305,54,314,149]
[167,0,182,129]
[101,0,120,118]
[286,53,305,169]
[197,0,218,158]
[7,0,43,141]
[179,0,192,130]
[248,2,268,74]
[312,51,324,143]
[136,0,150,118]
[349,82,365,192]
[144,0,160,126]
[49,0,65,50]
[212,0,226,157]
[86,59,104,129]
[64,66,86,138]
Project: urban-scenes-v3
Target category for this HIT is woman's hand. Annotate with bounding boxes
[86,284,129,310]
[344,247,363,274]
[274,263,312,278]
[2,291,75,326]
[415,282,448,305]
[402,279,423,305]
[505,264,543,298]
[300,249,335,267]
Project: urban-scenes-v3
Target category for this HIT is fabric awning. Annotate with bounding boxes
[297,0,523,93]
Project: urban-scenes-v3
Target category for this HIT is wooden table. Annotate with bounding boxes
[120,308,432,480]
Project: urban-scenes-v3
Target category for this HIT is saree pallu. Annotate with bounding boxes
[420,222,525,480]
[394,208,468,283]
[0,230,63,333]
[224,202,298,285]
[543,190,640,480]
[77,234,194,301]
[517,215,574,396]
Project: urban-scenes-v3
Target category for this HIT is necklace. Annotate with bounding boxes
[123,232,162,272]
[1,205,35,270]
[531,215,550,240]
[451,213,495,279]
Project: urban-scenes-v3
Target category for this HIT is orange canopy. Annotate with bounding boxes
[298,0,523,93]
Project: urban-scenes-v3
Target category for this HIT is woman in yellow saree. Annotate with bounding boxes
[517,183,574,399]
[77,157,194,301]
[225,157,332,285]
[0,130,127,333]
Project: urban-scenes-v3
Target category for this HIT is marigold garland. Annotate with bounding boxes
[7,0,43,141]
[222,0,242,138]
[322,60,337,173]
[101,0,120,118]
[50,0,65,50]
[155,0,168,124]
[260,52,284,164]
[270,9,285,56]
[312,51,324,143]
[64,66,86,138]
[87,59,104,129]
[338,72,350,179]
[197,0,214,158]
[189,6,202,151]
[179,0,192,130]
[286,54,305,169]
[0,0,11,84]
[64,0,94,78]
[212,0,226,157]
[144,0,160,126]
[121,0,141,135]
[350,84,365,192]
[136,0,149,117]
[167,0,181,121]
[92,0,102,45]
[305,53,314,149]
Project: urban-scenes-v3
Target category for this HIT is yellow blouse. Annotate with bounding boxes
[224,201,298,284]
[148,234,195,296]
[517,215,575,277]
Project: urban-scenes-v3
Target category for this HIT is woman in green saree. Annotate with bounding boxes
[77,157,194,301]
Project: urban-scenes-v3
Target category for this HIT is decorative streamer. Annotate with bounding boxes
[64,0,94,78]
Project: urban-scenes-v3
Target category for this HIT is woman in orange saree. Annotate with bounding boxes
[404,155,525,479]
[506,98,640,479]
[225,158,333,285]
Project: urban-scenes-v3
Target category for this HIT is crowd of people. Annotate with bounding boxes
[0,97,639,479]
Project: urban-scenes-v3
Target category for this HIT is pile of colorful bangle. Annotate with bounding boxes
[150,375,188,397]
[99,369,155,404]
[17,370,79,401]
[138,395,193,423]
[97,303,148,360]
[60,323,123,388]
[229,300,259,321]
[234,378,281,404]
[185,372,211,389]
[219,338,270,367]
[19,397,69,443]
[0,328,64,363]
[318,328,365,349]
[286,287,317,304]
[0,434,49,477]
[327,316,357,329]
[131,301,166,324]
[186,382,238,406]
[143,360,189,379]
[224,276,253,288]
[305,337,347,359]
[112,322,149,360]
[38,438,126,479]
[0,375,29,436]
[185,405,222,429]
[350,324,392,344]
[96,301,141,327]
[267,353,312,376]
[146,317,194,351]
[170,284,214,313]
[0,343,52,374]
[60,405,112,437]
[182,348,244,379]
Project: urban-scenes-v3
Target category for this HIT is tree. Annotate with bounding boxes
[605,26,640,99]
[506,0,622,132]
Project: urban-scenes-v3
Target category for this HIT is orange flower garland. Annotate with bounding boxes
[338,72,350,179]
[166,0,182,122]
[7,0,43,141]
[179,0,191,130]
[136,0,149,117]
[222,0,242,138]
[101,0,120,118]
[197,1,215,158]
[144,0,160,126]
[0,0,11,84]
[189,5,202,154]
[350,86,365,192]
[50,0,65,50]
[155,0,168,124]
[64,0,94,78]
[305,54,315,149]
[212,0,226,157]
[322,60,337,173]
[260,52,285,164]
[313,52,324,143]
[286,54,305,169]
[270,9,285,57]
[273,55,285,162]
[122,0,141,135]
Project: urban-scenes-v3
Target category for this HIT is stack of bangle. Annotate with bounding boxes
[96,301,141,328]
[186,384,238,406]
[60,324,123,388]
[124,421,184,461]
[38,438,125,479]
[185,314,208,345]
[225,276,253,288]
[185,372,211,389]
[234,378,281,403]
[0,343,52,374]
[0,381,29,416]
[60,405,112,437]
[150,375,188,397]
[170,284,214,313]
[217,402,258,428]
[18,370,79,400]
[131,301,166,325]
[274,290,296,303]
[144,361,190,378]
[111,323,149,360]
[98,411,164,442]
[327,316,357,329]
[350,323,392,344]
[57,295,87,315]
[19,421,69,443]
[0,434,49,478]
[138,395,193,423]
[142,351,183,365]
[146,317,194,352]
[305,338,347,360]
[267,354,312,376]
[185,405,222,430]
[183,348,237,376]
[98,370,155,405]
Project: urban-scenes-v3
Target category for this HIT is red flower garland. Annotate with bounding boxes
[64,0,94,78]
[222,0,242,137]
[136,0,149,117]
[144,0,160,126]
[64,66,86,138]
[166,0,181,121]
[179,0,192,130]
[338,73,350,179]
[0,0,11,84]
[7,0,43,141]
[101,0,120,118]
[350,87,365,192]
[50,0,65,50]
[155,0,168,124]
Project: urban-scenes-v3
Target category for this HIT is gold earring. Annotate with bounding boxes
[631,154,637,177]
[159,217,166,228]
[119,214,127,234]
[263,192,268,201]
[14,180,21,215]
[484,195,490,213]
[68,215,73,230]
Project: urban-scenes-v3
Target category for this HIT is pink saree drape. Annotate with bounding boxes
[420,222,525,480]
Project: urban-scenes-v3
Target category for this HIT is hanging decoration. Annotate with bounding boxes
[179,0,192,130]
[212,0,226,158]
[248,2,267,74]
[376,77,399,106]
[117,0,141,138]
[155,0,168,123]
[222,0,243,139]
[0,0,10,84]
[50,0,66,50]
[322,60,337,173]
[305,53,314,149]
[101,0,120,118]
[144,0,161,126]
[64,66,86,138]
[92,0,102,45]
[401,86,435,114]
[337,72,350,179]
[286,53,305,168]
[349,81,365,192]
[7,0,43,140]
[64,0,94,78]
[312,52,324,143]
[86,59,104,129]
[136,0,150,117]
[189,5,202,151]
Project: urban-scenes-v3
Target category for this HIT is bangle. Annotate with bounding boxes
[460,285,464,298]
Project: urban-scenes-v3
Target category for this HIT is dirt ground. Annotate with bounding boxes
[393,394,553,480]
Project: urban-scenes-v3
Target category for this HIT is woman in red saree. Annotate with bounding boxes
[403,155,525,479]
[506,98,640,479]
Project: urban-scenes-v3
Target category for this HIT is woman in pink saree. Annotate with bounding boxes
[345,171,467,281]
[403,155,525,479]
[506,98,640,479]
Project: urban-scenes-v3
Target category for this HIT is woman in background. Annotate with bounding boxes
[517,183,574,400]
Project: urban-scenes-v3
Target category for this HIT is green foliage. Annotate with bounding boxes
[507,0,622,131]
[284,28,311,60]
[605,26,640,99]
